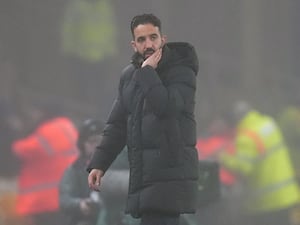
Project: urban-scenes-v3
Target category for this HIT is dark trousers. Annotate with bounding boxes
[140,213,180,225]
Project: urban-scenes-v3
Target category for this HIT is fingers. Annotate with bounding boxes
[142,48,162,68]
[154,48,162,62]
[88,173,94,189]
[153,48,162,60]
[88,169,101,191]
[94,174,101,191]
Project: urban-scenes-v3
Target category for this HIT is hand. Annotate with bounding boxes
[80,199,93,215]
[141,48,162,69]
[88,169,104,191]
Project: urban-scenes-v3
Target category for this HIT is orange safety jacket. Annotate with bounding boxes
[12,117,79,215]
[196,135,236,186]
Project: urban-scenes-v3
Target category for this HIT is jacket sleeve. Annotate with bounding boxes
[12,133,45,159]
[135,65,196,118]
[87,78,127,173]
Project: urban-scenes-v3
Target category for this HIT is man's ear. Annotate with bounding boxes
[131,41,137,52]
[161,35,167,46]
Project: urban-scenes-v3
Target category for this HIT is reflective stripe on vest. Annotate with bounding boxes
[36,122,78,156]
[257,142,284,161]
[234,142,284,164]
[252,177,297,198]
[238,128,284,162]
[36,134,54,155]
[241,129,265,154]
[56,122,78,155]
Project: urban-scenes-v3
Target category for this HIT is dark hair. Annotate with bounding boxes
[130,13,162,37]
[77,119,104,151]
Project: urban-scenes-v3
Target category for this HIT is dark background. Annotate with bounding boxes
[1,0,299,131]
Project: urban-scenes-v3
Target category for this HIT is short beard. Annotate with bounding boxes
[143,48,155,59]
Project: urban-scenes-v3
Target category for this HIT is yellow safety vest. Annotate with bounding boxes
[62,0,117,62]
[221,110,300,212]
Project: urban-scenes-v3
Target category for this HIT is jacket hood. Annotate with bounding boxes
[160,42,199,75]
[131,42,199,75]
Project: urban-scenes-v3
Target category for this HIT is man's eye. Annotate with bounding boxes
[150,35,158,40]
[137,37,145,43]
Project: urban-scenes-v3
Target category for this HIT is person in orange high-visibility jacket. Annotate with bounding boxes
[12,114,79,225]
[197,134,236,187]
[220,101,300,225]
[193,117,238,225]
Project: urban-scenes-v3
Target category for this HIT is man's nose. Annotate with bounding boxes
[145,38,153,48]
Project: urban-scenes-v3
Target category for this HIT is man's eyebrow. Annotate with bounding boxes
[137,36,146,41]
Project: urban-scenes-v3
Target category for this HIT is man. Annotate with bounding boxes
[219,101,300,225]
[87,13,199,225]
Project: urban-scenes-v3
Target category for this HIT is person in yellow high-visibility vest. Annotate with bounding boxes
[62,0,117,63]
[61,0,118,101]
[219,101,300,225]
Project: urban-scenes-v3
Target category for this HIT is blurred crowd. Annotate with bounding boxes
[1,97,300,225]
[0,99,138,225]
[193,101,300,225]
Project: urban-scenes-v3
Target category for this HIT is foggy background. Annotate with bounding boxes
[1,0,299,130]
[1,0,300,225]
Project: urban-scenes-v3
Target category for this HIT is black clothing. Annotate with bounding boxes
[88,42,199,218]
[60,157,102,225]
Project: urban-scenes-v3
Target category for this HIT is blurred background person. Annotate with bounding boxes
[61,0,118,102]
[197,115,236,189]
[60,118,138,225]
[193,114,238,225]
[59,119,105,225]
[219,100,300,225]
[12,102,79,225]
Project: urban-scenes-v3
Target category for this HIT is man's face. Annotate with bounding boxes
[131,23,166,59]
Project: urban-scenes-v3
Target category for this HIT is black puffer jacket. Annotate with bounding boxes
[88,42,199,218]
